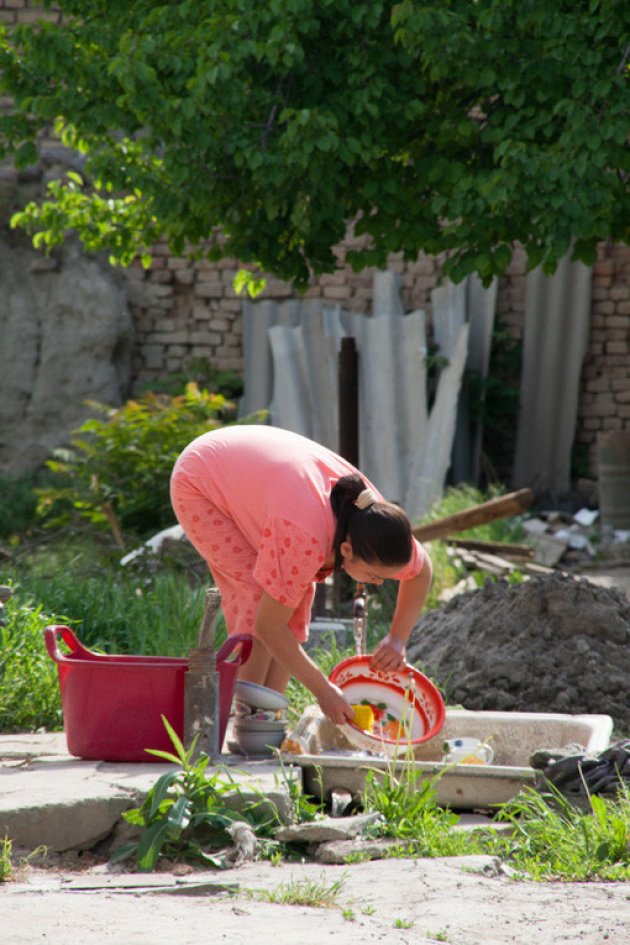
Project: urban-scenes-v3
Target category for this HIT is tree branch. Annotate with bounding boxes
[616,43,630,74]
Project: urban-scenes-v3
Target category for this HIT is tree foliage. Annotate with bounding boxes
[0,0,629,288]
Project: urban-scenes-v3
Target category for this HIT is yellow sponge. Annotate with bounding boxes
[352,704,375,731]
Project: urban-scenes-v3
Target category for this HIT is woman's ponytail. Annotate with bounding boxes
[330,474,412,571]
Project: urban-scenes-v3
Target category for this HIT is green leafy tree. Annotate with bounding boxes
[1,1,629,289]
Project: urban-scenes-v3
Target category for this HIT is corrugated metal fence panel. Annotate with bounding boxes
[405,323,469,516]
[245,303,468,520]
[267,305,343,450]
[239,298,323,420]
[240,259,592,506]
[351,309,429,509]
[512,257,592,493]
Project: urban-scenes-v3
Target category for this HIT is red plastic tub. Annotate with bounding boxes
[45,625,252,762]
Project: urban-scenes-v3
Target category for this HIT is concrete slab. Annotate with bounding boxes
[0,732,292,853]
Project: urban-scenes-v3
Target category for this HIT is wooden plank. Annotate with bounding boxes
[412,488,534,542]
[446,538,534,559]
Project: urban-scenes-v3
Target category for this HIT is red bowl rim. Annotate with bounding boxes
[329,654,445,744]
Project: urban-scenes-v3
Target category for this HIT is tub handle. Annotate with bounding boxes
[215,633,253,670]
[45,625,93,663]
[45,624,253,669]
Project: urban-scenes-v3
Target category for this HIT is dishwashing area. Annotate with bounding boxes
[43,580,615,816]
[277,589,615,812]
[279,705,614,810]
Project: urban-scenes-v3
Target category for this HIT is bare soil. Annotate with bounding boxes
[407,571,630,736]
[4,853,630,945]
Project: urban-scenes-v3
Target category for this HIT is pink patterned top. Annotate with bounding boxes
[171,424,425,611]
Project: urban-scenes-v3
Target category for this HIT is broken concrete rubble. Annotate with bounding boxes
[439,503,630,588]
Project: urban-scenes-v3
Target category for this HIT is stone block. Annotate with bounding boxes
[217,298,242,312]
[167,257,191,270]
[191,331,221,345]
[606,341,629,355]
[208,318,230,332]
[193,303,211,320]
[153,318,176,333]
[194,282,224,299]
[323,285,351,300]
[149,269,173,284]
[126,280,173,306]
[174,269,195,285]
[143,345,166,369]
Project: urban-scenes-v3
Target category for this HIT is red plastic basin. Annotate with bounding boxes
[45,625,252,762]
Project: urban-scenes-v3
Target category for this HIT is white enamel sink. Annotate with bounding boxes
[281,707,614,810]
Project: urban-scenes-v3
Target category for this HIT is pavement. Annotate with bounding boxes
[3,731,630,945]
[0,730,291,855]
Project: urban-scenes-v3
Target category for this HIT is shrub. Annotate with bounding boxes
[36,383,265,545]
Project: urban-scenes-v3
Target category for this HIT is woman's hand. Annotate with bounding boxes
[370,552,432,674]
[316,681,355,726]
[370,633,406,673]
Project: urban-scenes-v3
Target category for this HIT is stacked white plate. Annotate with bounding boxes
[232,680,290,755]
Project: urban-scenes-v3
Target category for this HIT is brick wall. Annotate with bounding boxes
[577,242,630,473]
[0,0,59,25]
[120,234,455,392]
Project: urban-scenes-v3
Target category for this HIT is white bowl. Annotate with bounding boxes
[234,680,290,711]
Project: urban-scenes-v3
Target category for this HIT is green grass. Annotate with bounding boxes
[496,784,630,881]
[0,837,13,883]
[0,594,62,732]
[255,872,349,909]
[0,533,225,733]
[13,568,217,657]
[1,532,223,658]
[0,470,58,540]
[356,731,630,881]
[417,482,526,545]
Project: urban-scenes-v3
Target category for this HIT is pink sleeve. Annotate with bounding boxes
[391,537,426,582]
[253,516,327,609]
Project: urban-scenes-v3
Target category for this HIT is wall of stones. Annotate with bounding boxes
[3,0,630,481]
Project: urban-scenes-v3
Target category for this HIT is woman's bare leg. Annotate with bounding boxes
[236,639,291,695]
[262,659,291,695]
[237,637,273,686]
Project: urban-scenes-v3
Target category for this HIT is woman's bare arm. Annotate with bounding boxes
[253,591,354,725]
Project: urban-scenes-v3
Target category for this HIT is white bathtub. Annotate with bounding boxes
[281,707,614,809]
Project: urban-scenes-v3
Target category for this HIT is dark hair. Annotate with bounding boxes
[329,474,413,571]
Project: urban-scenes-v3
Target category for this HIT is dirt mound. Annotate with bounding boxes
[406,572,630,735]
